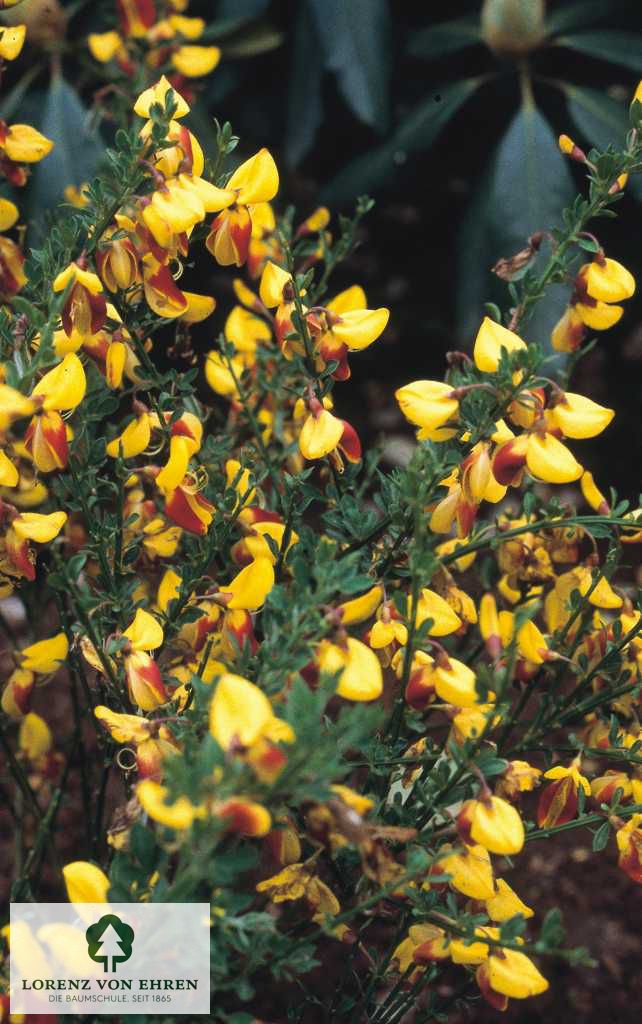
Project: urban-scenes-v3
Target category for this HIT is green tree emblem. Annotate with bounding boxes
[86,914,135,972]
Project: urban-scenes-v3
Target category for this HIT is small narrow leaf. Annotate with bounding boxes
[592,820,611,853]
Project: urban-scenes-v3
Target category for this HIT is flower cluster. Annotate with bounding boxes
[4,21,642,1023]
[89,0,221,97]
[0,20,52,304]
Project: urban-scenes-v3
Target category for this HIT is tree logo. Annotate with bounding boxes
[85,914,135,972]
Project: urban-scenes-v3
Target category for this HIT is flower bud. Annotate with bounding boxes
[481,0,546,57]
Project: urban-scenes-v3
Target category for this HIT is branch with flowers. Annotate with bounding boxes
[4,4,642,1022]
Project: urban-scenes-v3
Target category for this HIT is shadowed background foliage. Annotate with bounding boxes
[4,1,642,499]
[10,0,642,487]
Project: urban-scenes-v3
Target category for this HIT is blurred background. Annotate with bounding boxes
[4,1,642,494]
[3,2,642,1018]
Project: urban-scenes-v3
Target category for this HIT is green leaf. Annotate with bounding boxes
[564,83,629,148]
[0,64,42,123]
[546,0,628,35]
[29,72,104,223]
[285,1,325,167]
[221,22,284,58]
[563,84,642,202]
[458,100,575,343]
[407,15,481,61]
[322,78,481,204]
[309,0,391,131]
[592,820,611,853]
[130,823,159,873]
[556,31,642,73]
[216,0,270,16]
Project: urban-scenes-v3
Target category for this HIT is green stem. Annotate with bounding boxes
[526,802,642,843]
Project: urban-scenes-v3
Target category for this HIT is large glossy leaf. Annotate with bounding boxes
[0,64,42,122]
[546,0,628,35]
[458,101,575,344]
[564,83,642,202]
[29,73,104,220]
[555,30,642,72]
[407,14,481,61]
[565,84,629,147]
[321,78,481,204]
[309,0,391,131]
[285,1,324,167]
[216,0,270,17]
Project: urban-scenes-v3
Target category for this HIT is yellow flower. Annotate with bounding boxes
[337,584,384,625]
[549,392,614,439]
[473,316,526,372]
[106,412,152,458]
[585,257,635,304]
[256,863,310,902]
[63,862,110,903]
[478,948,548,1000]
[0,122,54,163]
[414,587,462,636]
[209,673,273,749]
[215,798,272,837]
[573,256,635,331]
[330,784,374,817]
[137,780,201,830]
[450,926,499,965]
[20,631,68,673]
[432,657,480,707]
[459,795,525,855]
[0,383,34,428]
[259,260,292,308]
[123,607,164,651]
[220,557,275,611]
[395,380,458,432]
[134,75,190,118]
[537,760,591,828]
[0,24,26,60]
[87,30,123,63]
[485,879,534,922]
[12,510,66,542]
[171,45,221,77]
[581,470,609,514]
[205,350,243,398]
[551,306,586,352]
[299,407,344,460]
[321,306,389,353]
[438,843,495,900]
[525,432,582,484]
[19,711,51,759]
[317,637,383,701]
[205,149,279,266]
[31,352,87,410]
[393,924,450,973]
[1,667,34,718]
[94,706,153,744]
[169,14,205,38]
